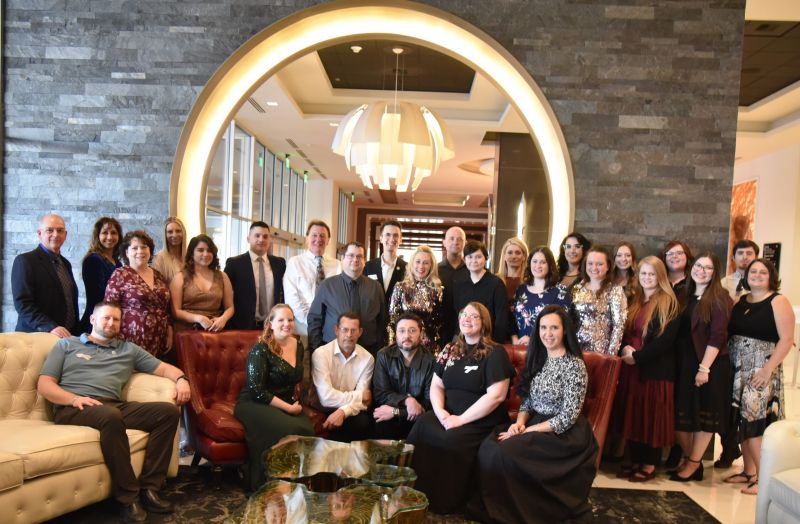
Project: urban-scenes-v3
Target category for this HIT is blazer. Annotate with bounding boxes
[689,295,733,360]
[632,316,681,382]
[373,344,434,418]
[11,245,80,334]
[364,256,407,305]
[224,252,286,330]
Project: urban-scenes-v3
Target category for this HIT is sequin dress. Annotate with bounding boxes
[513,284,572,339]
[387,280,443,352]
[571,282,627,355]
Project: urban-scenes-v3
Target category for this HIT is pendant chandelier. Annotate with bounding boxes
[331,47,455,192]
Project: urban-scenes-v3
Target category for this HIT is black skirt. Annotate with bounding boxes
[674,338,732,434]
[471,415,598,524]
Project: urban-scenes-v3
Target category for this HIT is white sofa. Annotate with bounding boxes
[0,332,179,524]
[757,420,800,524]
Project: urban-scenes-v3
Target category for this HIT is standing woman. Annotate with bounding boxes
[618,256,680,481]
[407,302,515,514]
[513,246,572,346]
[153,217,186,285]
[104,230,173,357]
[557,232,591,290]
[79,217,122,333]
[671,252,733,482]
[472,305,597,524]
[572,246,627,355]
[452,241,510,343]
[234,304,314,491]
[496,237,529,310]
[661,240,693,295]
[170,234,234,333]
[726,259,795,495]
[387,245,443,352]
[613,241,638,302]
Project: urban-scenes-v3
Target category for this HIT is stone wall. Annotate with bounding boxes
[1,0,745,330]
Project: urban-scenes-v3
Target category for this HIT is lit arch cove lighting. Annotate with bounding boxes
[331,101,455,192]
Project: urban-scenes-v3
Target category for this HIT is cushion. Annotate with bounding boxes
[196,401,245,442]
[0,451,24,492]
[769,469,800,518]
[0,419,148,480]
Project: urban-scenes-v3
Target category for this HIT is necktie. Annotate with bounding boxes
[315,256,325,288]
[347,279,361,315]
[257,257,268,321]
[735,277,745,295]
[53,257,76,330]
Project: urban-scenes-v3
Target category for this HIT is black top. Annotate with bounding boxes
[373,344,435,418]
[729,293,780,343]
[80,253,120,333]
[438,260,469,344]
[632,316,681,382]
[452,271,510,342]
[238,340,304,405]
[435,344,515,428]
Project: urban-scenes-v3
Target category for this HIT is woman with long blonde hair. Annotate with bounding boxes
[616,256,680,482]
[234,304,314,491]
[153,216,187,284]
[387,245,443,352]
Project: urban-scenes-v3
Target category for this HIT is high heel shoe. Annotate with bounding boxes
[669,458,703,482]
[666,456,688,475]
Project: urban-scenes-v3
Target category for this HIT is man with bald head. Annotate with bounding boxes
[438,226,469,343]
[12,214,80,337]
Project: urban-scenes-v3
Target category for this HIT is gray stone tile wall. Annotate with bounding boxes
[1,0,745,331]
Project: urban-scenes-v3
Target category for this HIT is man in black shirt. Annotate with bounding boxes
[438,226,468,343]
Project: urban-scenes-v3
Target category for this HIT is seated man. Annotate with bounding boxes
[372,313,435,439]
[312,311,375,442]
[37,301,191,524]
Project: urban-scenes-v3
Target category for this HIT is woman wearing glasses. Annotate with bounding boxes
[408,302,515,514]
[557,232,591,290]
[671,253,733,482]
[661,240,694,295]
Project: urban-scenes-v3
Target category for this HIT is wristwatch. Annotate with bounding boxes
[392,407,400,417]
[176,375,189,384]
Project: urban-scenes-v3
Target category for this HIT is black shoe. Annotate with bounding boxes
[120,501,148,523]
[664,445,683,470]
[714,450,742,469]
[669,459,704,482]
[140,489,174,514]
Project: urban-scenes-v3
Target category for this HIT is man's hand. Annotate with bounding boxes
[373,405,395,422]
[322,409,346,429]
[174,379,191,405]
[71,396,103,410]
[50,326,71,338]
[361,389,372,406]
[404,396,424,421]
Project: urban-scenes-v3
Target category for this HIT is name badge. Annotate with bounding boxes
[367,274,378,280]
[464,365,479,374]
[76,353,92,361]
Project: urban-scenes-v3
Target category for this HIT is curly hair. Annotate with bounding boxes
[182,234,221,277]
[84,216,122,263]
[119,230,155,266]
[259,304,296,357]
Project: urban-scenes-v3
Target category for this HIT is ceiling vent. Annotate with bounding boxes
[247,97,266,113]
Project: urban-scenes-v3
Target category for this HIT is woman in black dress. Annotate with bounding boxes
[471,305,597,524]
[452,240,511,343]
[672,252,733,482]
[407,302,515,514]
[79,217,122,332]
[234,304,314,491]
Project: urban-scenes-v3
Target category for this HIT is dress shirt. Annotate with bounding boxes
[721,271,748,300]
[381,255,397,293]
[283,250,341,334]
[312,340,374,417]
[249,250,274,317]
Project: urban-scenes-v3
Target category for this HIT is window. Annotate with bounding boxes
[338,190,350,247]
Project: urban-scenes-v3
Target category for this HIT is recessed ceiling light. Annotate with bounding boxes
[350,45,363,54]
[266,101,278,107]
[329,122,339,127]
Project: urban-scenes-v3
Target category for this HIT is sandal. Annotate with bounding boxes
[741,479,759,495]
[629,468,657,483]
[724,471,755,484]
[616,465,636,479]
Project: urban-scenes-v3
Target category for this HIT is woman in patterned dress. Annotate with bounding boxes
[387,245,443,352]
[512,246,571,346]
[104,230,172,357]
[725,259,795,495]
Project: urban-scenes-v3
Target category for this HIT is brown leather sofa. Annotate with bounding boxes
[176,332,620,470]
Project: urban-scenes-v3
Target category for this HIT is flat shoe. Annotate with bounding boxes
[724,471,755,484]
[629,469,656,482]
[616,465,635,479]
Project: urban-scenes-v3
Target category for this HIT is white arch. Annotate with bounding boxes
[171,1,574,252]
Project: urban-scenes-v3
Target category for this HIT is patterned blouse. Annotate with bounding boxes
[104,266,171,357]
[571,281,627,355]
[388,280,444,352]
[520,353,587,434]
[514,284,572,338]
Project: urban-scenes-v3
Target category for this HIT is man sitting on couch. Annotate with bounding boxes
[37,301,191,524]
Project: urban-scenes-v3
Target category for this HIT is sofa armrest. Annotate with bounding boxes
[121,373,180,477]
[756,420,800,524]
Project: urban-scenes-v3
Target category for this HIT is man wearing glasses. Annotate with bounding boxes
[308,242,387,356]
[12,214,80,337]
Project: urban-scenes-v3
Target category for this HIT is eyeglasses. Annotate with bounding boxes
[693,263,714,272]
[42,227,66,235]
[343,253,364,260]
[459,312,481,320]
[665,250,685,257]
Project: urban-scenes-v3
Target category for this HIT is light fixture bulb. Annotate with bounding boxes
[350,45,363,54]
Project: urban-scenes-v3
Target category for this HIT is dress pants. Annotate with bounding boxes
[327,411,373,442]
[374,417,416,440]
[55,398,180,504]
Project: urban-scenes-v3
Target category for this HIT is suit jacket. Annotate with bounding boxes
[11,245,80,334]
[364,256,407,305]
[224,252,286,330]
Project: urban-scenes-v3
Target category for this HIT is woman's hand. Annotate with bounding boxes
[285,401,303,416]
[695,370,709,387]
[517,335,530,346]
[442,414,463,430]
[195,315,213,329]
[751,367,772,389]
[207,316,226,332]
[435,409,450,426]
[621,345,635,365]
[498,421,525,441]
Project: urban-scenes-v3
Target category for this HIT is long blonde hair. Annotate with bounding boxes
[259,304,296,356]
[402,245,441,287]
[161,216,187,261]
[626,256,679,338]
[496,237,529,284]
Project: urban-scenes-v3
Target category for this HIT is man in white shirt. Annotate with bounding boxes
[721,239,759,300]
[312,312,374,442]
[283,220,342,337]
[364,220,407,306]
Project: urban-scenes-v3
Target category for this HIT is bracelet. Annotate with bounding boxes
[698,365,710,373]
[176,375,189,384]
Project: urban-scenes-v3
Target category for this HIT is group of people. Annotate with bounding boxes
[13,212,794,522]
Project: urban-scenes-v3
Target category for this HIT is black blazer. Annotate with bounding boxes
[364,256,407,305]
[224,252,286,330]
[11,245,80,334]
[632,316,681,381]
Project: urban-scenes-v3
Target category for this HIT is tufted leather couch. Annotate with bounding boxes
[0,332,180,524]
[756,420,800,523]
